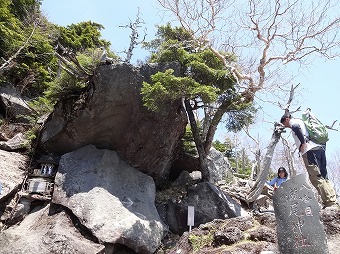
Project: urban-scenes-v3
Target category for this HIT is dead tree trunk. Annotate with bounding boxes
[281,136,298,176]
[246,122,285,203]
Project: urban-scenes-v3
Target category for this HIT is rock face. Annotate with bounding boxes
[0,149,27,198]
[207,148,233,183]
[157,182,243,235]
[0,84,33,122]
[53,145,166,254]
[187,182,242,222]
[0,205,105,254]
[39,63,187,184]
[166,216,279,254]
[163,208,340,254]
[0,133,28,151]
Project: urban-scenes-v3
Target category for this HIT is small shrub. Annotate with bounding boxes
[189,232,214,252]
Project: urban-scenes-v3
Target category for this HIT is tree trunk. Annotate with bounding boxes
[250,148,261,180]
[184,99,211,182]
[281,137,298,177]
[242,148,245,174]
[204,105,226,153]
[246,123,284,203]
[201,106,214,142]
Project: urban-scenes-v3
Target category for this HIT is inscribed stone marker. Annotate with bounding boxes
[273,173,328,254]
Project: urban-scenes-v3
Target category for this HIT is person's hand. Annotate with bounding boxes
[299,143,307,153]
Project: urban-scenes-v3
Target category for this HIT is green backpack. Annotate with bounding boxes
[301,108,329,144]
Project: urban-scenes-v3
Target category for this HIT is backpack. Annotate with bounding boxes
[301,108,329,144]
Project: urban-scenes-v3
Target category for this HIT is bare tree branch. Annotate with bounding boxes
[120,8,147,63]
[325,120,339,131]
[242,126,261,180]
[54,42,93,79]
[0,23,36,75]
[277,83,300,115]
[157,0,340,103]
[54,52,88,80]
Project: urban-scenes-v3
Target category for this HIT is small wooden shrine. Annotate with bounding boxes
[21,155,59,200]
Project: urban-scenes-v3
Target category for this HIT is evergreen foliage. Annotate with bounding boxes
[212,140,231,155]
[181,125,198,156]
[0,1,115,101]
[1,3,256,170]
[141,68,218,111]
[142,24,256,160]
[57,21,111,52]
[142,24,255,125]
[212,139,252,178]
[0,0,118,151]
[0,0,54,95]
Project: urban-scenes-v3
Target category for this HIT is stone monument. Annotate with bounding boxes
[273,173,328,254]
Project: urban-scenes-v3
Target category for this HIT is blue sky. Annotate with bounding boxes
[41,0,340,160]
[41,0,163,62]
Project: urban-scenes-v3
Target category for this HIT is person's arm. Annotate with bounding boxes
[276,178,287,187]
[267,177,277,186]
[291,123,307,152]
[291,123,305,144]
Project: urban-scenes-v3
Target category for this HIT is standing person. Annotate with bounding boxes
[267,167,288,190]
[280,114,339,209]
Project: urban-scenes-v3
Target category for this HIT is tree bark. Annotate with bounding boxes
[204,102,230,153]
[184,99,211,182]
[281,137,298,177]
[246,122,285,203]
[204,123,218,154]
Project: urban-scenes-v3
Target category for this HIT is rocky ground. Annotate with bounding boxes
[1,148,339,254]
[0,124,338,254]
[152,173,340,254]
[155,207,340,254]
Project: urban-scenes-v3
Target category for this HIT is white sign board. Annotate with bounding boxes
[187,206,194,227]
[29,181,47,192]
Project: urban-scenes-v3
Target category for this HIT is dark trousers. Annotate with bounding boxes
[306,145,327,179]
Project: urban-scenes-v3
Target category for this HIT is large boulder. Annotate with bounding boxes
[187,182,242,224]
[157,182,243,235]
[207,147,233,183]
[0,84,33,122]
[0,150,27,199]
[39,63,187,184]
[0,133,28,151]
[0,205,105,254]
[52,145,166,254]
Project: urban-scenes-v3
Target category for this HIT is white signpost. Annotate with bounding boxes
[187,206,195,232]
